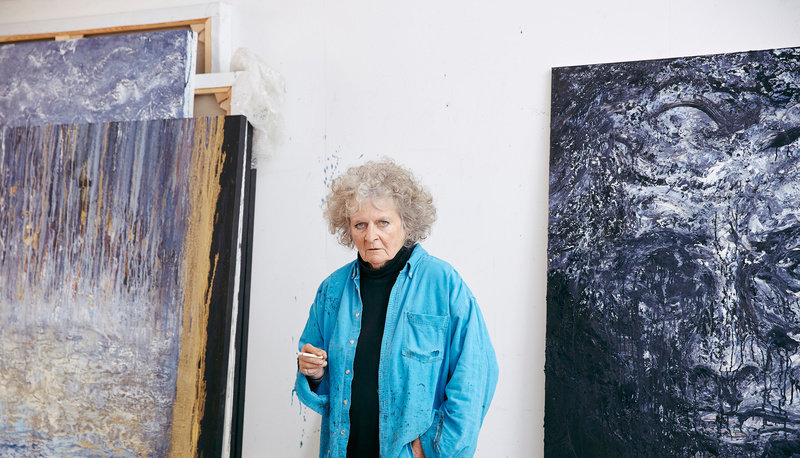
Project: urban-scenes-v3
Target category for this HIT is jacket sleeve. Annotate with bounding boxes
[420,279,499,457]
[293,279,332,415]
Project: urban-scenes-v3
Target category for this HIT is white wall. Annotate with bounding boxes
[2,1,799,456]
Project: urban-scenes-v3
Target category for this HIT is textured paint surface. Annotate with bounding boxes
[0,117,228,456]
[547,48,800,456]
[0,30,195,127]
[170,117,226,457]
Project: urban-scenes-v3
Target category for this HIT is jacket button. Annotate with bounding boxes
[346,369,351,374]
[349,340,354,345]
[340,430,346,435]
[343,400,348,405]
[356,312,360,317]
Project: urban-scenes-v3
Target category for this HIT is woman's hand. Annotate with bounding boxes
[411,438,425,458]
[298,343,327,380]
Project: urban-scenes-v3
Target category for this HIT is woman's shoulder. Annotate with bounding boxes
[317,259,357,291]
[410,247,479,317]
[410,246,465,283]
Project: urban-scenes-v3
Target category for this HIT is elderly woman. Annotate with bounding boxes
[295,159,498,457]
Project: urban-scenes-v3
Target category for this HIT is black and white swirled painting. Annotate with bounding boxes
[546,48,800,456]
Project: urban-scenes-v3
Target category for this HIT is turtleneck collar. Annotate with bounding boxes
[358,244,415,278]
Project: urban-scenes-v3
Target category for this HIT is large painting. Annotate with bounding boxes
[0,115,253,456]
[0,30,196,127]
[546,48,800,455]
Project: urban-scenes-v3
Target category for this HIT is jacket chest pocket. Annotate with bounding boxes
[402,312,449,362]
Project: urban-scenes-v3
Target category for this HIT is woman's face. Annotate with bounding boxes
[350,197,407,269]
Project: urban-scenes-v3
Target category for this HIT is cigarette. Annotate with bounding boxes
[297,351,325,359]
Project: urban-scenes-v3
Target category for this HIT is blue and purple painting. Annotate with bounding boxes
[0,30,195,127]
[546,48,800,456]
[0,116,252,456]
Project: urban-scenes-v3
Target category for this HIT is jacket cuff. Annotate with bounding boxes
[420,409,444,457]
[294,370,329,415]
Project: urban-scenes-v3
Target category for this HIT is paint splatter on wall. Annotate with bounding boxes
[0,116,251,456]
[0,30,196,127]
[546,48,800,456]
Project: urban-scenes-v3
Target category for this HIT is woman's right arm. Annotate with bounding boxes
[293,280,334,413]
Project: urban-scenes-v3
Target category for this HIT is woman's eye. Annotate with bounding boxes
[354,223,365,229]
[379,220,389,226]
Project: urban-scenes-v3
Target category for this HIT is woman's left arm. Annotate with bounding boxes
[420,282,499,457]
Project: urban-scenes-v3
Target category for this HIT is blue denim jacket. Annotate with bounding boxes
[294,246,498,457]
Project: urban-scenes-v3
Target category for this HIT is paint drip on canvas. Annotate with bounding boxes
[0,116,246,456]
[546,48,800,456]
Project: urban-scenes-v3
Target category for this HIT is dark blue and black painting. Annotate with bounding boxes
[546,48,800,457]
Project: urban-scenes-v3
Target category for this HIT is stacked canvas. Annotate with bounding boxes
[0,30,254,457]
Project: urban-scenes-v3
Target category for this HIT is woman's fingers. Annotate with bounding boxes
[301,343,327,359]
[300,361,325,378]
[411,438,425,458]
[297,356,327,371]
[298,343,328,378]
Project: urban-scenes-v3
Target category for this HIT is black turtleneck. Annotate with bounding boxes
[346,244,415,458]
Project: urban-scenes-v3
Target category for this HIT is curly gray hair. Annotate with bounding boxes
[323,158,436,248]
